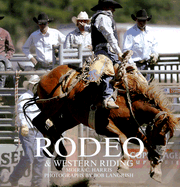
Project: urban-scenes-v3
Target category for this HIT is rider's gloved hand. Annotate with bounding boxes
[118,52,123,62]
[150,53,158,65]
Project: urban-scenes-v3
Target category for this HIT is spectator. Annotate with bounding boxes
[90,0,124,109]
[64,11,92,50]
[22,13,65,70]
[0,15,15,88]
[8,75,46,187]
[123,9,159,81]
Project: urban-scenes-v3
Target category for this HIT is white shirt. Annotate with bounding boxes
[22,27,65,63]
[93,10,122,54]
[123,24,158,63]
[17,90,40,128]
[64,27,91,49]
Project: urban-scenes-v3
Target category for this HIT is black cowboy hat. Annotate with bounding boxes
[91,0,122,11]
[33,13,53,24]
[131,9,152,21]
[0,16,4,20]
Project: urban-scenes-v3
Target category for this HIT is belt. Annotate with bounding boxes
[94,43,115,54]
[94,43,109,51]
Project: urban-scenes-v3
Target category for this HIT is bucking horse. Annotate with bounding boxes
[23,51,178,182]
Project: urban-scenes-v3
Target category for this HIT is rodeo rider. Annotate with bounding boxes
[91,0,136,109]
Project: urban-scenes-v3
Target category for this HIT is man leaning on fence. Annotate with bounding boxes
[22,13,65,71]
[8,75,46,187]
[0,15,15,88]
[123,9,159,81]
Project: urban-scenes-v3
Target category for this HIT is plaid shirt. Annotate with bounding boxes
[64,27,91,49]
[0,28,15,59]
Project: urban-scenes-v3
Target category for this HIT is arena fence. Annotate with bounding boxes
[0,46,180,144]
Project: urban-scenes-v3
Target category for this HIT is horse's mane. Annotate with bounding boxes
[145,80,178,133]
[121,74,178,133]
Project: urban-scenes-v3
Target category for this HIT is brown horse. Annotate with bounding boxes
[25,63,178,182]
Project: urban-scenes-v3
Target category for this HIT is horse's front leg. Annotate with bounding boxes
[32,112,62,157]
[135,129,163,182]
[106,119,130,170]
[33,112,69,172]
[48,109,80,171]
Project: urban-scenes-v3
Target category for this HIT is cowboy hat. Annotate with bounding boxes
[23,75,40,90]
[72,11,91,25]
[131,9,152,21]
[0,16,4,20]
[91,0,122,11]
[33,13,53,24]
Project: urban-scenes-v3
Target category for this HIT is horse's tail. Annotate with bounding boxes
[22,94,39,128]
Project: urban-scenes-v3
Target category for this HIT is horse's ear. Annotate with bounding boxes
[122,50,133,64]
[126,66,135,73]
[114,63,119,77]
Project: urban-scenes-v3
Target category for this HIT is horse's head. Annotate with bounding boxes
[142,80,178,165]
[113,64,178,181]
[144,110,178,182]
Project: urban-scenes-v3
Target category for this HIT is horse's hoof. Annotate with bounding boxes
[117,162,129,171]
[150,162,162,183]
[150,170,162,183]
[117,156,130,170]
[53,155,66,171]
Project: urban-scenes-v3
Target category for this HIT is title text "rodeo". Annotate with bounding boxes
[35,137,144,158]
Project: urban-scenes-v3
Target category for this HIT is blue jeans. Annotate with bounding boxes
[9,129,46,186]
[0,61,5,88]
[0,55,13,88]
[95,48,120,100]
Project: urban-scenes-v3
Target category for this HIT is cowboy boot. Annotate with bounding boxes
[101,76,119,109]
[104,98,119,109]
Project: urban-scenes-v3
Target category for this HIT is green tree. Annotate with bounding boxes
[0,0,179,52]
[115,0,175,24]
